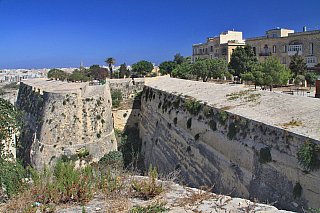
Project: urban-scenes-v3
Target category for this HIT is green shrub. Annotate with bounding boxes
[298,140,320,172]
[203,106,212,118]
[96,115,101,120]
[111,91,122,107]
[123,112,127,118]
[258,147,272,164]
[217,111,227,125]
[77,149,90,159]
[99,151,124,169]
[130,202,169,213]
[185,100,201,116]
[0,160,27,199]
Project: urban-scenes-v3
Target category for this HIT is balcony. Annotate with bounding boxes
[287,45,302,55]
[259,52,271,56]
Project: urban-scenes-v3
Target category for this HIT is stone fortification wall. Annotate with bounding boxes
[16,79,116,170]
[108,78,145,101]
[139,78,320,212]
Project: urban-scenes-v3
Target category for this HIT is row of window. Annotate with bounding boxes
[252,43,314,54]
[281,57,317,65]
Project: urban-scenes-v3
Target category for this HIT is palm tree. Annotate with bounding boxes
[105,57,116,79]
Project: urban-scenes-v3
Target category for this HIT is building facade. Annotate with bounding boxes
[192,31,246,63]
[246,28,320,70]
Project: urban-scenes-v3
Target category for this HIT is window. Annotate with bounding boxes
[273,33,278,38]
[310,43,313,54]
[210,46,213,52]
[283,57,286,64]
[273,45,276,53]
[283,45,286,53]
[267,34,270,38]
[252,47,256,55]
[206,48,208,54]
[288,45,302,52]
[210,54,213,59]
[305,57,316,64]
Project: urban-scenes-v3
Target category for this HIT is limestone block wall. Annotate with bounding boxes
[16,81,116,171]
[108,79,145,101]
[139,86,320,212]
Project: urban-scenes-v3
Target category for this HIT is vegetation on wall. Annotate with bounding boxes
[111,91,123,108]
[185,99,201,116]
[298,140,320,172]
[217,110,228,125]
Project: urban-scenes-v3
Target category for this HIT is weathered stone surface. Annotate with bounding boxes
[16,79,117,171]
[55,177,293,213]
[140,78,320,212]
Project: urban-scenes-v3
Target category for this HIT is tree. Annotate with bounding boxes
[289,52,307,78]
[47,68,67,81]
[260,57,292,91]
[192,60,207,81]
[207,58,227,79]
[159,61,177,76]
[68,72,84,82]
[305,72,319,88]
[174,53,185,65]
[314,63,320,75]
[119,63,126,78]
[105,57,116,79]
[228,45,258,76]
[91,67,109,84]
[171,62,191,79]
[131,60,154,76]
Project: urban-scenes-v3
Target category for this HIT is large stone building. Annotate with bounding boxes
[246,27,320,70]
[192,30,246,62]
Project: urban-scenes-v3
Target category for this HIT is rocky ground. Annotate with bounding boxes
[54,178,293,213]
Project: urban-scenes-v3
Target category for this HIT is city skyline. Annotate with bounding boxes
[1,0,319,69]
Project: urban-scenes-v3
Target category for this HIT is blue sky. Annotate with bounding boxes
[0,0,319,69]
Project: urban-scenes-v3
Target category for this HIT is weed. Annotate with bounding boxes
[178,185,216,208]
[298,140,320,172]
[217,111,227,125]
[123,113,127,118]
[130,201,169,213]
[283,117,302,128]
[185,100,201,116]
[132,164,162,199]
[203,106,212,118]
